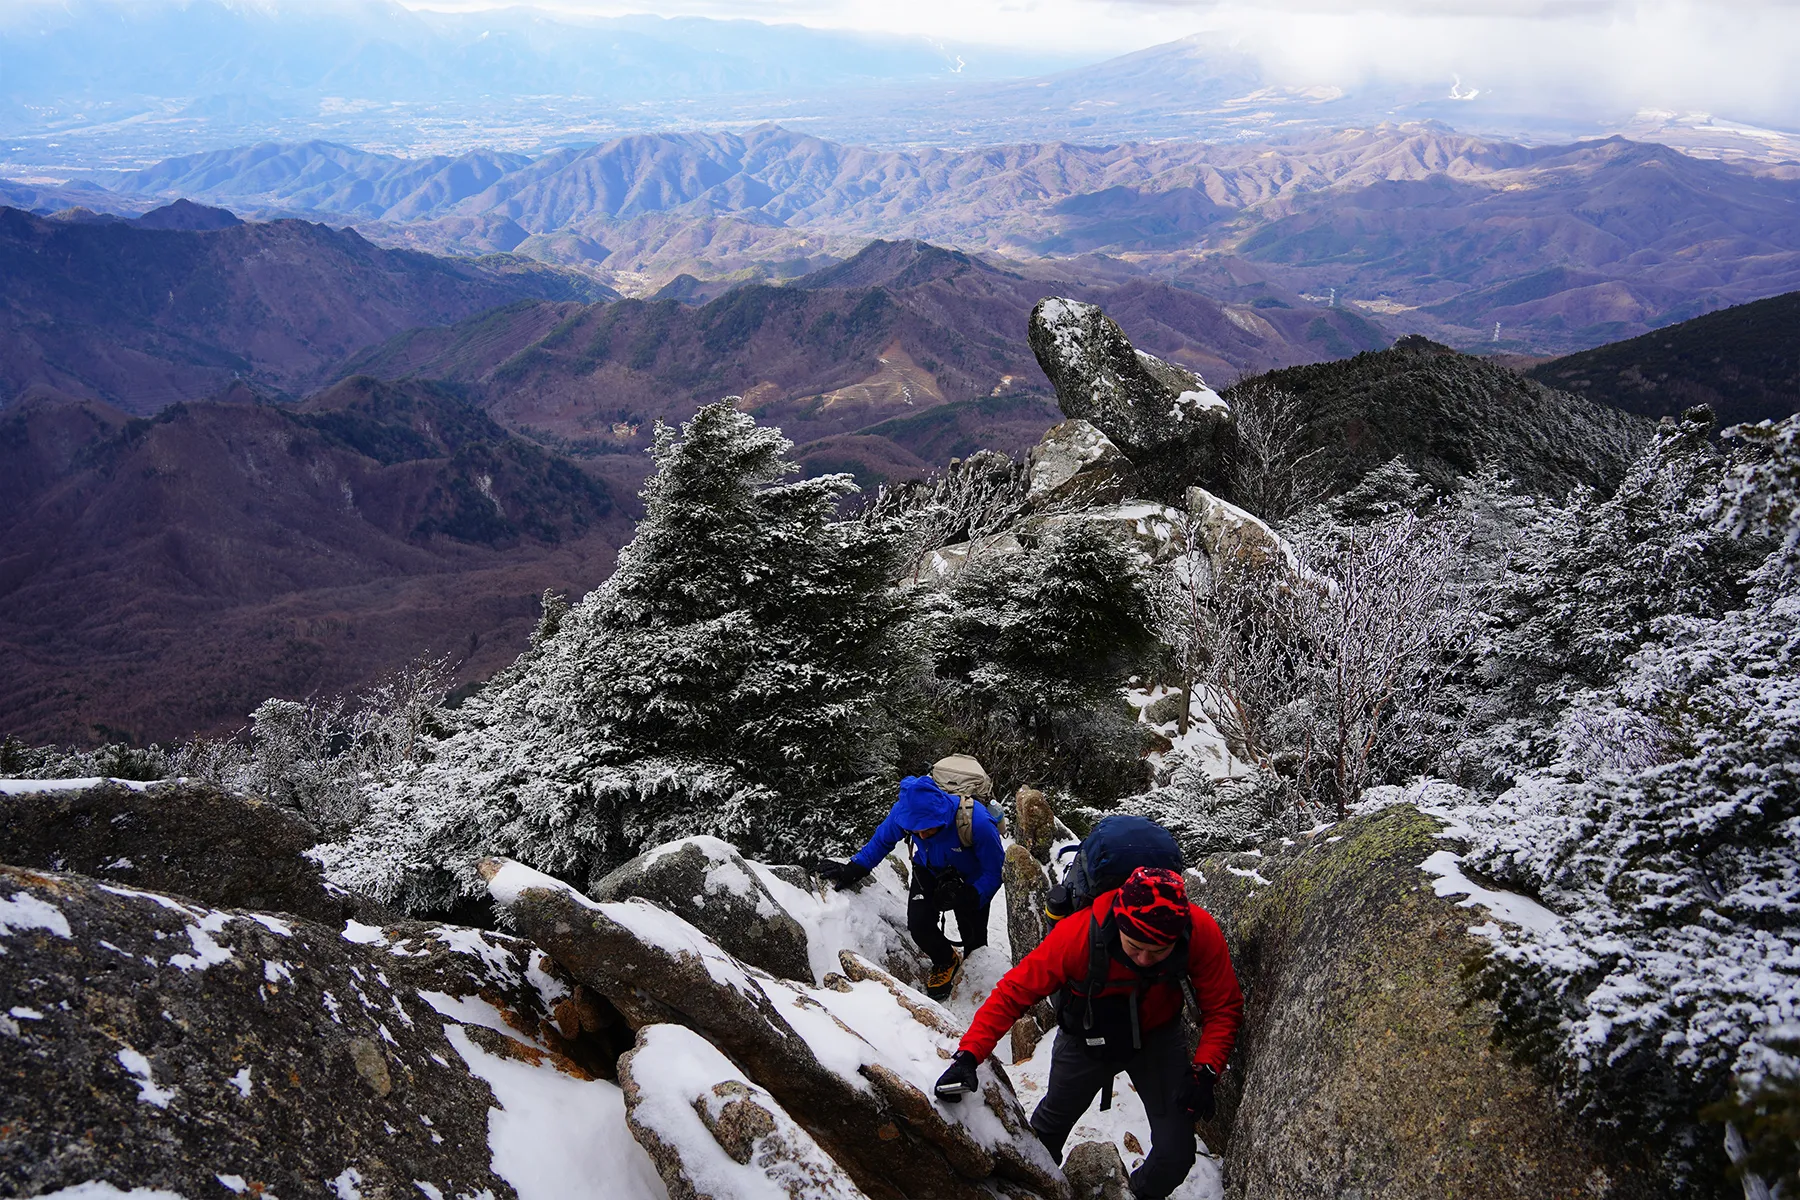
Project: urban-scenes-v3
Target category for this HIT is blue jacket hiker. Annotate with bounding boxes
[819,754,1005,1000]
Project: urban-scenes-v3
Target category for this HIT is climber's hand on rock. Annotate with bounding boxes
[934,1050,980,1102]
[817,860,870,891]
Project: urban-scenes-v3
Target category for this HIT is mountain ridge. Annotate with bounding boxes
[72,125,1800,355]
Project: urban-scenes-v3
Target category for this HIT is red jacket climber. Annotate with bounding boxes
[935,866,1242,1200]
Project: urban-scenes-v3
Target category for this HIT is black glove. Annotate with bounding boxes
[817,860,870,892]
[934,1050,980,1102]
[1180,1064,1217,1121]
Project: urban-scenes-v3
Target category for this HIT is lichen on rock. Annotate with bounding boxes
[1193,806,1667,1199]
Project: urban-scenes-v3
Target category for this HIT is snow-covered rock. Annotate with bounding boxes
[592,835,813,982]
[1180,486,1300,578]
[482,857,1070,1200]
[1027,297,1231,499]
[619,1023,868,1199]
[1027,419,1140,511]
[0,862,650,1200]
[0,779,381,926]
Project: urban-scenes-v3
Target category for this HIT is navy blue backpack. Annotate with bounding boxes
[1045,814,1185,922]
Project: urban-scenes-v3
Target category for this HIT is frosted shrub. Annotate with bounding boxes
[930,519,1159,801]
[1111,756,1298,858]
[1447,416,1800,1189]
[1283,488,1485,815]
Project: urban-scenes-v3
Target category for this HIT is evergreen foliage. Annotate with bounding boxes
[928,520,1159,799]
[315,400,908,912]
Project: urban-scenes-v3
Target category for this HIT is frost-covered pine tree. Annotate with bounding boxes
[315,400,906,912]
[930,520,1158,798]
[1472,407,1767,783]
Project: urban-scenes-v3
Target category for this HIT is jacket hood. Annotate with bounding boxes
[894,775,960,831]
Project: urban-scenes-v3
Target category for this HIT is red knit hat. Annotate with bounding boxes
[1113,867,1190,946]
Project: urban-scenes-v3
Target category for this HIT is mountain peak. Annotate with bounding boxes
[795,239,994,291]
[135,199,244,231]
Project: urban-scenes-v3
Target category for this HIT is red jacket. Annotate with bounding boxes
[959,889,1243,1073]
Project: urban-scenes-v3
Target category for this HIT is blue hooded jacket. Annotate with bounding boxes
[849,775,1005,902]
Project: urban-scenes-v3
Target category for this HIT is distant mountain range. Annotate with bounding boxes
[0,203,607,411]
[1529,290,1800,427]
[0,378,631,746]
[38,125,1800,356]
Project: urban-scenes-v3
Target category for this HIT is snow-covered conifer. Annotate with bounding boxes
[315,400,907,911]
[931,520,1157,798]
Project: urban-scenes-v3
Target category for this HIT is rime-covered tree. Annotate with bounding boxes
[1472,407,1767,782]
[930,520,1158,798]
[316,400,907,912]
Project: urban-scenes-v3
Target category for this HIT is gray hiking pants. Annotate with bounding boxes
[1029,1023,1196,1200]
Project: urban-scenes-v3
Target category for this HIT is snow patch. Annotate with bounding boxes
[0,891,72,939]
[215,1176,247,1194]
[419,991,540,1046]
[229,1067,252,1097]
[169,912,234,972]
[116,1047,176,1108]
[1419,849,1563,935]
[443,1022,667,1200]
[30,1186,192,1199]
[0,777,157,794]
[249,914,294,937]
[342,920,388,945]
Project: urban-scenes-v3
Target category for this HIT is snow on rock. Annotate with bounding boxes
[1,778,378,926]
[0,777,157,794]
[1026,297,1231,494]
[1180,486,1301,579]
[481,856,1069,1200]
[619,1024,865,1199]
[1417,849,1563,936]
[592,835,814,982]
[0,862,606,1200]
[444,1024,667,1200]
[0,886,73,939]
[1026,419,1140,511]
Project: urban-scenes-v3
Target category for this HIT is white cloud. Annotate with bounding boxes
[319,0,1800,125]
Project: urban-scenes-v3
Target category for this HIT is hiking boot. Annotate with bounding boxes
[925,950,963,1000]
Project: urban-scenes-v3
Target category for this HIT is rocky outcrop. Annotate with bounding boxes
[0,780,380,925]
[1027,420,1139,510]
[0,862,621,1199]
[619,1022,869,1199]
[1014,786,1059,863]
[482,857,1069,1200]
[1193,807,1667,1199]
[1004,844,1051,967]
[1028,297,1232,499]
[1003,844,1057,1063]
[1182,485,1295,578]
[592,834,814,982]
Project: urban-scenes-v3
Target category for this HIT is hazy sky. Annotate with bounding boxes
[403,0,1800,123]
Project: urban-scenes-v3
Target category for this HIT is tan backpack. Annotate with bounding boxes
[930,755,998,848]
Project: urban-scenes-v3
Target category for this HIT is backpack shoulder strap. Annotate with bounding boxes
[956,794,975,848]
